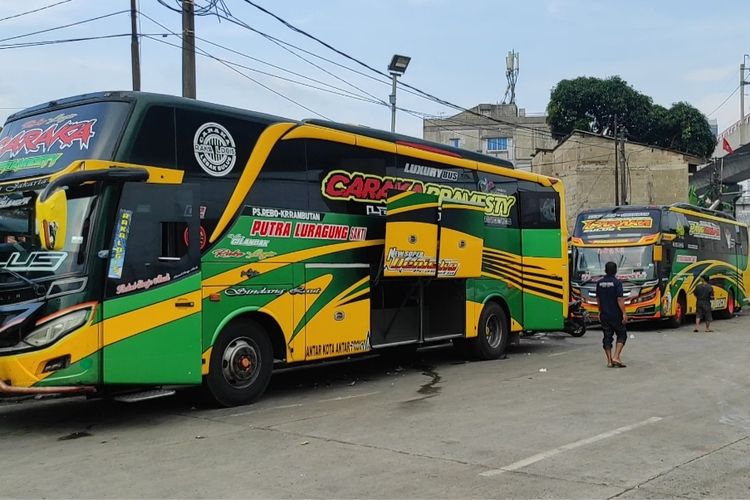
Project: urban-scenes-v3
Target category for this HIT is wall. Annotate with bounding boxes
[423,104,557,171]
[532,133,690,229]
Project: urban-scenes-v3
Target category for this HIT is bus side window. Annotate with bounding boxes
[247,139,308,210]
[125,106,177,169]
[476,172,518,228]
[519,187,560,229]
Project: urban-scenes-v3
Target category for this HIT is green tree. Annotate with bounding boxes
[547,76,716,158]
[658,102,716,158]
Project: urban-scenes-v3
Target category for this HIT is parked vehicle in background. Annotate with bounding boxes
[570,204,749,327]
[0,91,568,406]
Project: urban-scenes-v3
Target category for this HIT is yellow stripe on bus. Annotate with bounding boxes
[210,122,297,243]
[386,202,439,216]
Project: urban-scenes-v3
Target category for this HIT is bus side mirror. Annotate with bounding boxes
[653,245,663,262]
[36,189,67,251]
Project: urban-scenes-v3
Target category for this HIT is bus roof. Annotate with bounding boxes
[6,90,288,126]
[303,119,515,169]
[7,91,515,171]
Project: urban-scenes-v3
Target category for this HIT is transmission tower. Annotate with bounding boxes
[502,50,519,105]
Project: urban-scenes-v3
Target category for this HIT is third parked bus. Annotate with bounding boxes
[571,204,749,326]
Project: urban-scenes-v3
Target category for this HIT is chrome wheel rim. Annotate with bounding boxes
[485,314,502,348]
[221,338,260,389]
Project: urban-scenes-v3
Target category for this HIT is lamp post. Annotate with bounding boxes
[388,54,411,133]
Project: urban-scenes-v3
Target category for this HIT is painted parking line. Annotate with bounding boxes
[318,391,381,403]
[480,416,664,477]
[226,391,381,418]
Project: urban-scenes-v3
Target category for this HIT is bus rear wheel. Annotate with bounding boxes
[205,320,273,407]
[469,302,509,360]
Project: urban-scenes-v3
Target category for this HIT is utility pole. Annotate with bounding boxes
[614,115,619,205]
[130,0,140,91]
[182,0,196,98]
[619,129,628,205]
[741,57,749,147]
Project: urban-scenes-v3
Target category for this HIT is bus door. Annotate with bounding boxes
[518,186,565,330]
[102,182,203,384]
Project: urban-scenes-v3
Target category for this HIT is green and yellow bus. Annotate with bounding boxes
[0,91,568,405]
[571,204,749,326]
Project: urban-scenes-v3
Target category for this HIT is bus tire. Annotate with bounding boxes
[469,302,509,360]
[205,320,273,407]
[717,289,736,319]
[667,294,686,328]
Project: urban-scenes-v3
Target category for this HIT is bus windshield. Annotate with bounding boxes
[574,245,655,282]
[0,101,129,184]
[0,185,98,285]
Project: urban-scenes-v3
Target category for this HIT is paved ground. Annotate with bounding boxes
[2,313,750,499]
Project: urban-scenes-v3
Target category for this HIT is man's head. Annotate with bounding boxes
[605,261,617,276]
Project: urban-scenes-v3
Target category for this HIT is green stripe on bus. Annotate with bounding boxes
[521,229,562,257]
[103,273,201,319]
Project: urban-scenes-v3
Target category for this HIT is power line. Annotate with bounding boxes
[142,34,330,120]
[231,2,626,154]
[136,11,331,120]
[141,33,381,105]
[139,10,386,109]
[156,0,229,17]
[0,33,170,50]
[707,84,740,117]
[192,32,386,104]
[0,0,72,23]
[0,10,129,43]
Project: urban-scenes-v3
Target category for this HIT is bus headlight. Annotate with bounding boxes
[24,309,89,347]
[631,289,658,304]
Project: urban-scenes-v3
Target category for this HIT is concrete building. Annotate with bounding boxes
[532,130,703,230]
[422,103,557,171]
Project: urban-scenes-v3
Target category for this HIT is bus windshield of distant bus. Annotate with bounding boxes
[574,245,655,282]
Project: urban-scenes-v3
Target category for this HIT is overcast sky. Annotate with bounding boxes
[0,0,748,139]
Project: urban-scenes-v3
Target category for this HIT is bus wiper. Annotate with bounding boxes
[0,267,46,297]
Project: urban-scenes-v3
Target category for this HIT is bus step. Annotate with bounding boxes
[113,388,176,403]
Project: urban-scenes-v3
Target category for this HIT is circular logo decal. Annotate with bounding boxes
[193,122,236,177]
[183,226,207,250]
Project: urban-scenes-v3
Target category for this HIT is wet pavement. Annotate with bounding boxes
[2,313,750,498]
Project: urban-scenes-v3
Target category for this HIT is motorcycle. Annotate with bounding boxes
[565,299,589,337]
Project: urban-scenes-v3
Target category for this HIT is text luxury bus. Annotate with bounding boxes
[0,91,568,406]
[571,204,749,326]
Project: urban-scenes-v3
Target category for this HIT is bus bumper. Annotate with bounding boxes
[0,354,95,395]
[0,379,95,395]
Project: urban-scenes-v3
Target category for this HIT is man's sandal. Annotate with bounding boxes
[613,360,627,368]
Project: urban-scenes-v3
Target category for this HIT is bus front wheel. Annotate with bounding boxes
[469,302,509,360]
[667,294,686,328]
[205,320,273,407]
[717,290,736,319]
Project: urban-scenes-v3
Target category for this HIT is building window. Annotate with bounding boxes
[486,137,509,152]
[448,138,460,148]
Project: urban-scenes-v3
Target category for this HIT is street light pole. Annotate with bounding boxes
[387,54,411,133]
[389,73,398,133]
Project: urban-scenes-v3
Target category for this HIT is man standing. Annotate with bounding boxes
[693,276,714,332]
[596,261,628,368]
